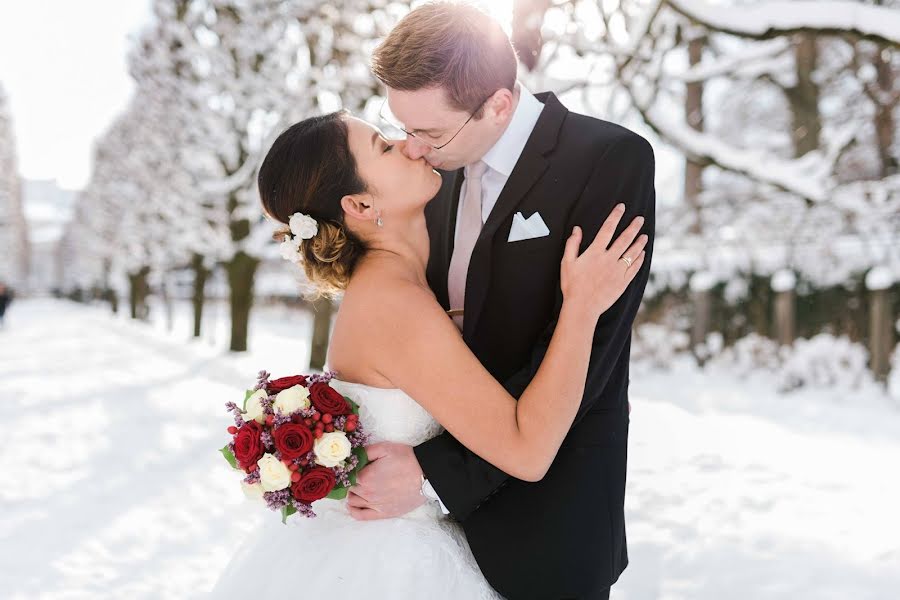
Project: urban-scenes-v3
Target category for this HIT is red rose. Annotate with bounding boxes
[233,421,264,469]
[309,382,351,416]
[273,422,314,460]
[267,375,307,394]
[291,467,336,503]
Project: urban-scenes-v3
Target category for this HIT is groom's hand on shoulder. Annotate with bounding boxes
[347,442,427,521]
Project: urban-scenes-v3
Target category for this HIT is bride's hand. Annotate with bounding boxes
[560,203,647,321]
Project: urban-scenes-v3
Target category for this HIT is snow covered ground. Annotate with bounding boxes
[2,298,898,599]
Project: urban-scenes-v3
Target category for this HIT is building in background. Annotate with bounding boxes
[23,178,75,294]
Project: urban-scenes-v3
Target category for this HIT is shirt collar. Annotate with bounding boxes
[481,83,544,178]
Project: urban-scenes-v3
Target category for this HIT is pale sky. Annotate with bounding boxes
[0,1,514,192]
[0,1,152,191]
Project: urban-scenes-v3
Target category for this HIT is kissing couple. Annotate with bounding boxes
[212,2,654,599]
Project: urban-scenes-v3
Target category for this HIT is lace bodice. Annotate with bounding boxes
[329,379,445,446]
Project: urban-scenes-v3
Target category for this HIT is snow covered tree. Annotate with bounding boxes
[0,83,28,292]
[515,0,899,293]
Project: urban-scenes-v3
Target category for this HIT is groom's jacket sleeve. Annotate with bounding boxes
[414,133,655,522]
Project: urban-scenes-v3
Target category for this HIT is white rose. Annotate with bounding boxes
[241,480,265,502]
[274,385,310,415]
[313,431,352,468]
[243,389,268,423]
[279,237,301,262]
[289,213,318,240]
[257,453,292,492]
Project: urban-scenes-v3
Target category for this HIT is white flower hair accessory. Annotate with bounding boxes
[289,212,318,240]
[278,212,318,263]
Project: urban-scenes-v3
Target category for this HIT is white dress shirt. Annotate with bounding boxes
[454,84,545,240]
[424,84,544,515]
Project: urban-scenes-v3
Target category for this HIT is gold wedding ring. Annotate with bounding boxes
[620,256,633,268]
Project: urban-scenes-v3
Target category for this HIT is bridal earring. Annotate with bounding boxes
[375,209,384,228]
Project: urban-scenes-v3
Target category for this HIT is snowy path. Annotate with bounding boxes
[2,299,898,599]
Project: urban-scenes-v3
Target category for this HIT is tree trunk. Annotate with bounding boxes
[789,34,821,158]
[161,272,174,332]
[309,298,334,371]
[868,289,892,383]
[691,289,712,363]
[191,252,210,338]
[102,259,117,314]
[128,266,151,320]
[511,0,553,71]
[684,34,706,234]
[774,290,795,346]
[225,251,259,352]
[873,45,897,177]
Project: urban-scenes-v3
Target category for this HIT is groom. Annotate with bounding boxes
[348,3,655,599]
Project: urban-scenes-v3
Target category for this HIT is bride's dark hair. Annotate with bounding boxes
[258,111,369,297]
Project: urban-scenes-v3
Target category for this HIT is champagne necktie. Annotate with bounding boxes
[447,160,488,331]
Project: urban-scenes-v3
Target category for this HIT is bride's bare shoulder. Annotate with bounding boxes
[344,268,445,324]
[329,266,455,383]
[333,266,451,345]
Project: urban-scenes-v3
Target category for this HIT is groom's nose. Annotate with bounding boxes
[403,135,431,160]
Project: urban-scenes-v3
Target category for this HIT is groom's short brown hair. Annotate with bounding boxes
[371,2,517,117]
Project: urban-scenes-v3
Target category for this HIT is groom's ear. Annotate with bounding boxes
[340,194,375,223]
[485,88,515,124]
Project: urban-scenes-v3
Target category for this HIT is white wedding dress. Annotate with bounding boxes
[210,379,503,599]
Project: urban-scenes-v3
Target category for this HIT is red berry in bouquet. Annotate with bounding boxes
[273,422,314,460]
[309,382,352,416]
[266,375,307,394]
[233,421,265,470]
[291,467,337,503]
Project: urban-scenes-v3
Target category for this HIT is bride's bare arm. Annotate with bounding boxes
[373,205,646,482]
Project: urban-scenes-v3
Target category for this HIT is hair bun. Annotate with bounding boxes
[299,220,366,298]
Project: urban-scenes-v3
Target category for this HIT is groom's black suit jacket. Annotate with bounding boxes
[416,92,655,600]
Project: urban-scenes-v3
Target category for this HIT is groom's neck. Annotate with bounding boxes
[476,83,521,163]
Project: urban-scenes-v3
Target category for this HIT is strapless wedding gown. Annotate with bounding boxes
[209,379,503,599]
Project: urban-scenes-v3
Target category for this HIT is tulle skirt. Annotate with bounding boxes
[209,501,503,599]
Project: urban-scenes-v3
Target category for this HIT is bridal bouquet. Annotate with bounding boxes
[221,371,368,522]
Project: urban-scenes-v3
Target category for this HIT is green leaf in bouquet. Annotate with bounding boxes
[347,446,368,486]
[281,503,297,524]
[345,396,361,416]
[242,389,255,412]
[220,445,239,470]
[353,445,369,470]
[326,485,349,500]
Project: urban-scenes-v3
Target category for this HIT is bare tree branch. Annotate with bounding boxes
[667,0,900,47]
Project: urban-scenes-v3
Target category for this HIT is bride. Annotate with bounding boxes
[209,111,646,598]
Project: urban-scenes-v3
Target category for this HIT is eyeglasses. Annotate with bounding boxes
[378,96,490,152]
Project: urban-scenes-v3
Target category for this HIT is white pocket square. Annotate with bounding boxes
[507,211,550,243]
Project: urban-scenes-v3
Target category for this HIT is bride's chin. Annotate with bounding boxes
[429,169,442,190]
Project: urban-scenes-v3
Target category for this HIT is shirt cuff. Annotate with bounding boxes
[421,478,451,515]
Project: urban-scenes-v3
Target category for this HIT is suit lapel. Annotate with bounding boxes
[462,92,568,341]
[426,168,464,309]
